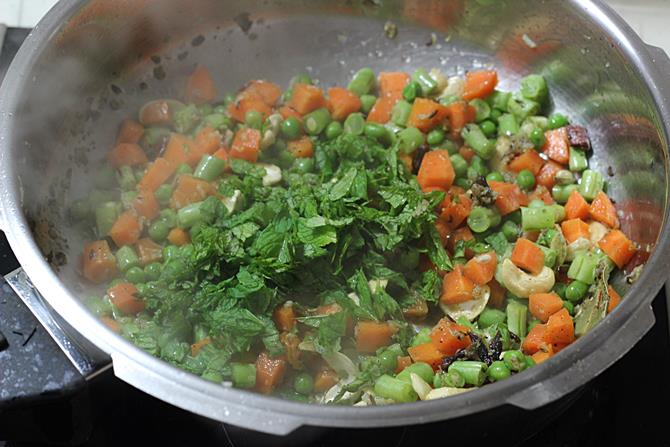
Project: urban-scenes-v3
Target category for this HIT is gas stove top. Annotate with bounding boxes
[0,26,669,447]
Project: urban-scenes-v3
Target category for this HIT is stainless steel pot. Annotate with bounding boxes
[0,0,669,436]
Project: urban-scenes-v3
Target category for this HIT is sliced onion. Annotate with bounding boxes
[410,373,432,401]
[425,386,474,400]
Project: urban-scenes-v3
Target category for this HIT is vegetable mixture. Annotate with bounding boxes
[76,64,637,405]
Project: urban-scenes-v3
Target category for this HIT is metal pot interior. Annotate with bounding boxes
[1,0,667,423]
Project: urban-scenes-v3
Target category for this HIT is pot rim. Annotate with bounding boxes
[0,0,668,434]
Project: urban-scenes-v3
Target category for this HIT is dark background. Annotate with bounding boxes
[0,26,668,447]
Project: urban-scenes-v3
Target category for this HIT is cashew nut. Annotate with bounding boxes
[588,221,609,245]
[429,68,449,92]
[440,76,465,99]
[501,258,555,298]
[221,189,242,214]
[440,284,490,321]
[425,386,473,400]
[260,113,282,150]
[566,237,592,261]
[256,163,282,186]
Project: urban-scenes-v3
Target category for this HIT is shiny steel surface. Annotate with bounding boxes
[0,0,669,435]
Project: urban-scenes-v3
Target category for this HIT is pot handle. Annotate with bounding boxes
[111,351,304,436]
[505,302,655,410]
[4,267,112,378]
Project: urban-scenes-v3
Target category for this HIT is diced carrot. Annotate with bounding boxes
[407,342,444,370]
[167,228,190,246]
[417,150,455,191]
[441,265,476,305]
[522,323,548,355]
[440,188,472,230]
[213,148,229,161]
[314,369,339,392]
[366,96,395,124]
[195,127,222,155]
[462,70,498,101]
[435,219,450,247]
[108,282,145,315]
[108,211,141,247]
[507,150,544,176]
[132,189,160,220]
[511,238,545,275]
[430,318,471,355]
[407,98,449,132]
[82,240,118,283]
[565,190,590,220]
[531,350,553,364]
[191,337,211,357]
[395,356,413,374]
[230,128,261,163]
[488,181,529,215]
[170,175,212,209]
[529,292,564,323]
[561,218,590,244]
[536,161,563,189]
[463,252,497,285]
[379,72,410,99]
[273,303,296,332]
[107,143,148,168]
[136,238,163,266]
[288,83,327,115]
[542,128,570,164]
[589,191,619,229]
[544,308,574,345]
[488,279,506,308]
[116,119,144,145]
[138,157,176,193]
[459,146,476,163]
[444,101,477,137]
[255,351,287,394]
[446,226,475,257]
[598,229,637,268]
[529,186,555,205]
[607,285,621,313]
[287,136,314,158]
[185,66,218,104]
[327,87,362,121]
[164,133,204,167]
[355,321,398,353]
[100,316,121,333]
[523,230,541,242]
[279,105,303,122]
[228,96,273,123]
[243,80,282,106]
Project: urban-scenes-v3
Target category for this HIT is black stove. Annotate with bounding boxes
[0,26,669,447]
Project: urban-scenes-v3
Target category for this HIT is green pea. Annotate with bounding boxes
[553,282,568,300]
[154,184,173,206]
[525,355,536,369]
[175,163,192,176]
[281,117,302,139]
[149,220,170,242]
[144,262,162,281]
[486,171,504,183]
[530,127,546,149]
[325,121,343,140]
[278,150,296,169]
[548,113,569,129]
[489,108,502,123]
[402,81,421,102]
[450,154,468,178]
[378,350,399,373]
[565,280,589,302]
[427,128,445,146]
[293,157,314,174]
[294,373,314,395]
[163,245,180,261]
[360,94,377,114]
[563,300,574,315]
[516,169,536,191]
[502,350,527,372]
[125,266,146,284]
[480,120,497,137]
[487,361,511,382]
[244,110,263,129]
[502,220,520,241]
[364,122,389,143]
[159,209,177,228]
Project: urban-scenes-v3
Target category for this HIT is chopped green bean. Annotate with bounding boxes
[502,350,527,372]
[360,94,377,114]
[506,300,528,338]
[448,361,487,387]
[412,68,438,96]
[232,363,257,389]
[521,206,555,231]
[303,108,332,135]
[343,112,366,135]
[487,91,512,112]
[374,374,418,403]
[487,361,511,382]
[498,113,519,136]
[520,74,548,103]
[569,148,588,172]
[403,81,421,102]
[470,98,491,122]
[565,280,589,302]
[478,308,507,328]
[116,245,139,272]
[194,155,226,181]
[391,100,413,126]
[468,206,501,233]
[348,68,376,97]
[397,127,425,154]
[95,202,121,237]
[325,121,343,140]
[578,169,603,201]
[396,362,434,384]
[461,124,495,159]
